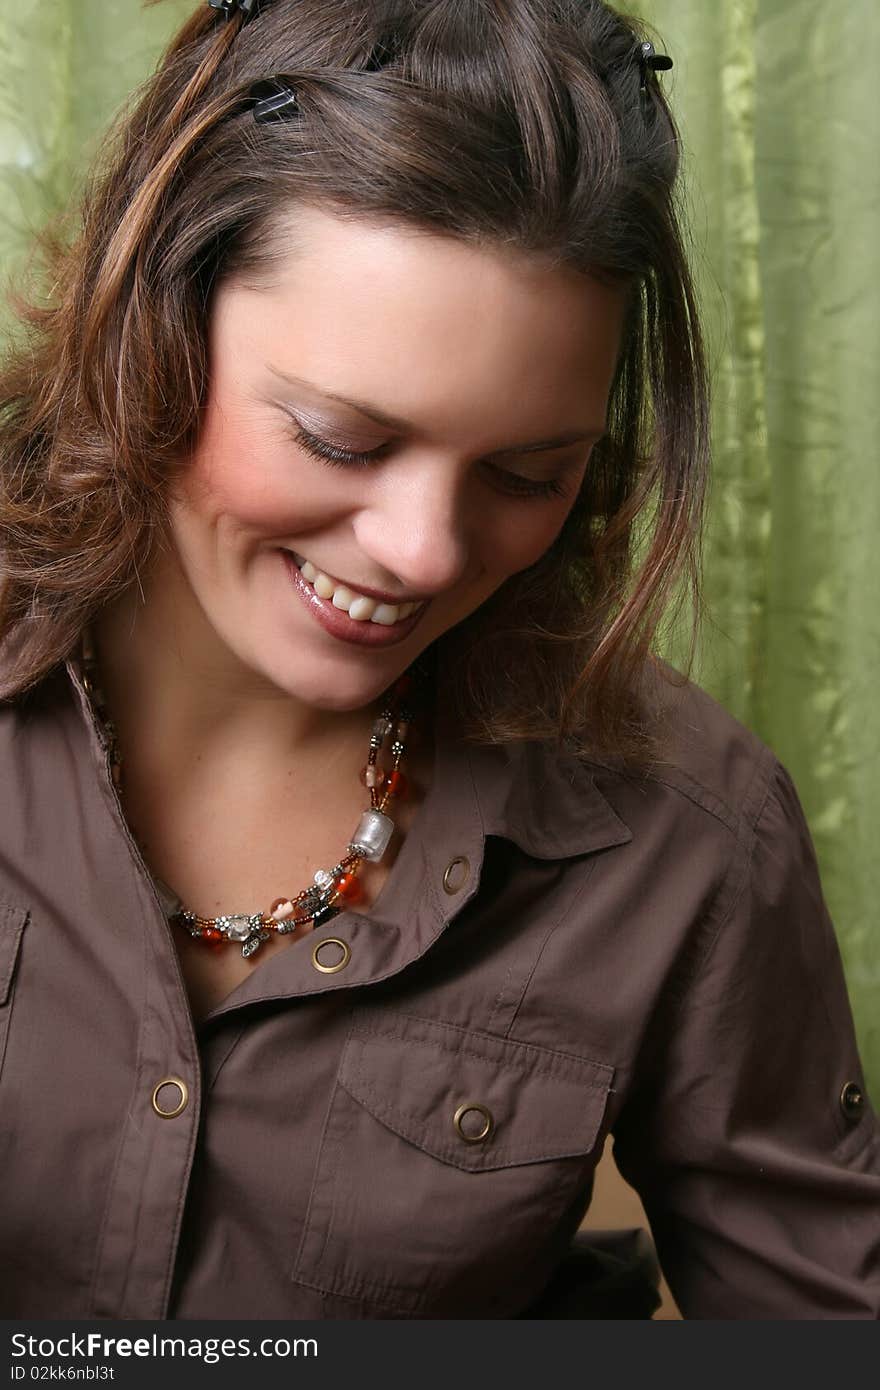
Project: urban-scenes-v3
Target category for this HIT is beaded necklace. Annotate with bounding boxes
[78,627,427,958]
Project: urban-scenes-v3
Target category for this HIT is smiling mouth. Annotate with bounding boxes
[286,551,427,627]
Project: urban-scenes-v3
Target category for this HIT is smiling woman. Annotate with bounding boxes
[126,204,627,715]
[0,1,702,765]
[0,0,877,1323]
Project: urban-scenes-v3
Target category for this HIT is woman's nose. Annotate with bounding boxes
[354,473,472,598]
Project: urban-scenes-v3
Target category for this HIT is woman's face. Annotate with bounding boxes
[166,204,626,712]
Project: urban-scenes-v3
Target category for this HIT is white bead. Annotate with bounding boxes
[350,810,394,863]
[219,915,253,942]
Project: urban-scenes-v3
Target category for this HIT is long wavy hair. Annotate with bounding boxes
[0,0,709,770]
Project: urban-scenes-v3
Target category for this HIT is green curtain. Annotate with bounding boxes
[641,0,880,1098]
[1,1,877,1094]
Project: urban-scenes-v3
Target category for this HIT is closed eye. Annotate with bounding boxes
[287,422,573,501]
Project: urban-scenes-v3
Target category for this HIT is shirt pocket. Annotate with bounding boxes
[291,1009,613,1316]
[0,903,29,1086]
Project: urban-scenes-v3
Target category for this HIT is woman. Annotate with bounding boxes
[0,0,877,1320]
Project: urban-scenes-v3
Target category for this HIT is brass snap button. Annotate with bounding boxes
[442,856,470,895]
[453,1101,494,1143]
[151,1076,189,1119]
[311,936,351,974]
[840,1080,865,1121]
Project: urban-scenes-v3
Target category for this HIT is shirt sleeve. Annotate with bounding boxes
[611,757,880,1318]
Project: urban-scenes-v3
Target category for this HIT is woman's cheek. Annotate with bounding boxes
[498,500,575,575]
[179,430,309,533]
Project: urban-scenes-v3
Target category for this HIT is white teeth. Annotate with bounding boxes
[348,595,377,622]
[293,554,422,626]
[371,603,401,626]
[331,585,356,613]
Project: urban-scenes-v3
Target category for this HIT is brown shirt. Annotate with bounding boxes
[0,644,878,1319]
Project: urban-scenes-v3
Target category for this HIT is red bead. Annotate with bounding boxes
[385,770,408,798]
[335,873,364,904]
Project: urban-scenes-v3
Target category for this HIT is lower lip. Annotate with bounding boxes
[280,550,430,648]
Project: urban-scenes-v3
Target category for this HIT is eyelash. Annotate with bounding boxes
[288,423,570,500]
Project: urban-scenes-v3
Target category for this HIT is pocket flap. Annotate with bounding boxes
[339,1011,613,1172]
[0,903,28,1006]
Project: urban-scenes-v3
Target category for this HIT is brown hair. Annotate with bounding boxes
[0,0,709,771]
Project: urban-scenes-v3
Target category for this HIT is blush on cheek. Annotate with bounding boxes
[176,433,292,534]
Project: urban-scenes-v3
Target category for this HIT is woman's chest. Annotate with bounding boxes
[126,786,422,1024]
[3,831,633,1318]
[171,996,611,1317]
[169,852,399,1022]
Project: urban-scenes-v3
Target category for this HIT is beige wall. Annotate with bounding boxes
[580,1146,681,1320]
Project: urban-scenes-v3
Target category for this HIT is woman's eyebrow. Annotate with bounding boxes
[267,365,604,456]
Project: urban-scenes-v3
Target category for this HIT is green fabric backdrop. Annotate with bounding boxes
[1,1,877,1094]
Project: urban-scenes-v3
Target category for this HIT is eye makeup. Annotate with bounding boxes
[284,418,576,501]
[266,364,602,455]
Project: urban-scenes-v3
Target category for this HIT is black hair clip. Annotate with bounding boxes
[638,41,673,92]
[207,0,262,20]
[249,76,299,124]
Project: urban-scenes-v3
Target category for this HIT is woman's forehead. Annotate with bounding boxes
[213,205,627,430]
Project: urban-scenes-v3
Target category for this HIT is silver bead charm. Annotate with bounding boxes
[242,928,272,959]
[216,912,263,942]
[349,809,395,863]
[299,886,324,915]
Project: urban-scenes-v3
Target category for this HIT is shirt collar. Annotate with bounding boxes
[51,636,632,1017]
[425,634,633,861]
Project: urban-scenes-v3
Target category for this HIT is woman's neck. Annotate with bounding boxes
[88,583,384,796]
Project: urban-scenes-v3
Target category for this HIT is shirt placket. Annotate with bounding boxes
[64,656,486,1318]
